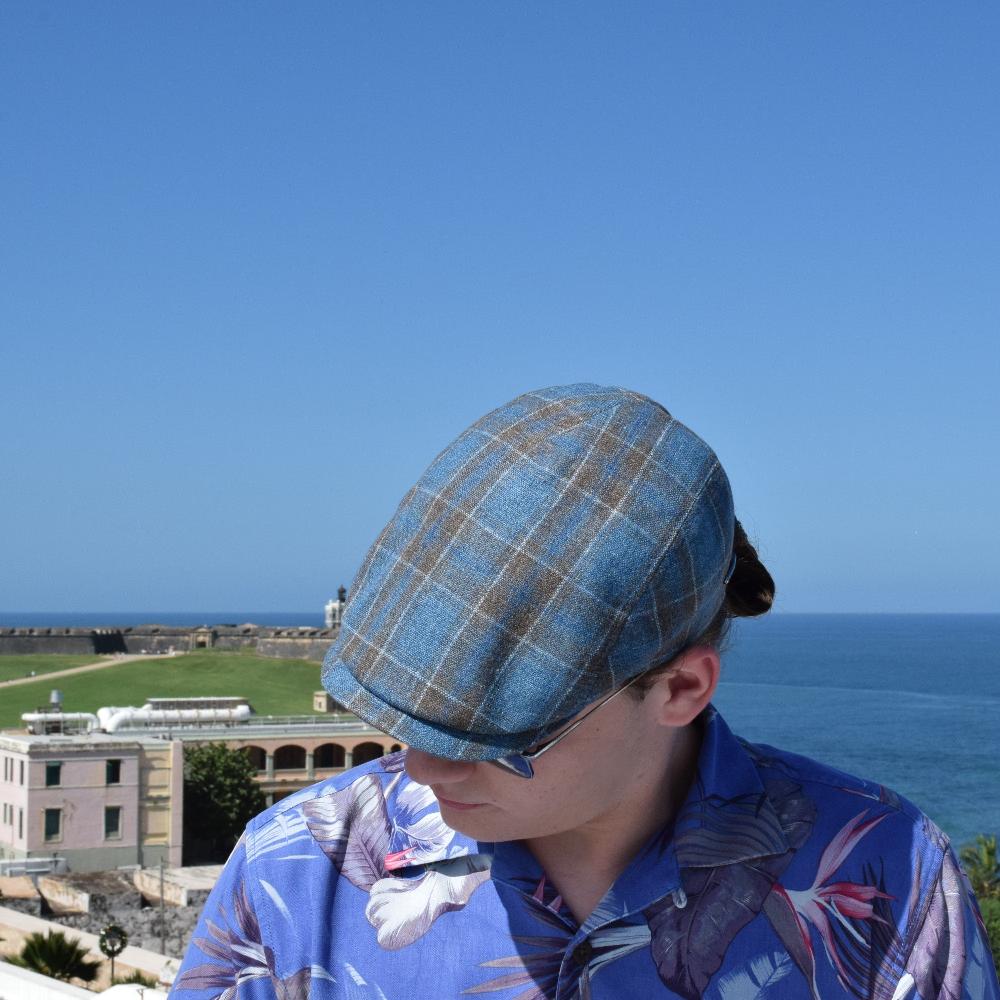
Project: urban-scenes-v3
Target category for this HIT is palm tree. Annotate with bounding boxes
[113,969,158,987]
[6,929,101,984]
[960,834,1000,900]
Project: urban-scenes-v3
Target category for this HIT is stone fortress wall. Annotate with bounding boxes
[0,592,348,661]
[0,623,337,660]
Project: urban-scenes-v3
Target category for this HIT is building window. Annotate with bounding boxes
[44,808,61,842]
[104,806,122,839]
[106,759,122,785]
[45,762,62,787]
[18,808,23,839]
[19,759,24,785]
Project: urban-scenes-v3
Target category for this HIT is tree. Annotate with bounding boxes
[7,930,101,984]
[960,834,1000,900]
[113,969,159,987]
[979,898,1000,969]
[183,742,267,864]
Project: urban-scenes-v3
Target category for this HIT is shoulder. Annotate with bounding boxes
[744,735,937,830]
[741,735,952,889]
[718,737,1000,997]
[739,739,1000,997]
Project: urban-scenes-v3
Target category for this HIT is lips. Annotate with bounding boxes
[434,793,485,811]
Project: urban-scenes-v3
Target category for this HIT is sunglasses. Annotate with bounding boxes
[489,671,647,778]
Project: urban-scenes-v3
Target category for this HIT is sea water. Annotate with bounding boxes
[715,613,1000,849]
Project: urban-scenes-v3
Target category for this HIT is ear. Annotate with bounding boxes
[647,645,720,727]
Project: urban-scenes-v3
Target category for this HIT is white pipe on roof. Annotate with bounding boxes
[100,705,252,732]
[20,712,99,733]
[21,705,253,734]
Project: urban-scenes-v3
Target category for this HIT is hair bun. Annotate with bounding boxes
[725,519,775,617]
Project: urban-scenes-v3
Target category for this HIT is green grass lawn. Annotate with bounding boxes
[0,654,108,683]
[0,650,326,730]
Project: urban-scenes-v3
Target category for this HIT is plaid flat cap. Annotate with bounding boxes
[322,383,735,761]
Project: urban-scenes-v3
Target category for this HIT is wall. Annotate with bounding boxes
[1,739,183,874]
[209,633,259,651]
[0,625,337,661]
[26,751,140,860]
[0,961,96,1000]
[138,742,183,869]
[0,748,29,858]
[121,628,191,655]
[256,634,335,661]
[0,629,101,655]
[222,733,401,805]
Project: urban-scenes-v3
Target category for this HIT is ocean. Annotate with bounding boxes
[714,613,1000,851]
[2,611,997,849]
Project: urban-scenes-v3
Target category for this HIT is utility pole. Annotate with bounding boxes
[159,855,166,955]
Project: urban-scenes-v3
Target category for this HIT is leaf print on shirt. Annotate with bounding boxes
[246,806,315,865]
[366,854,492,949]
[840,781,903,813]
[334,961,392,1000]
[305,772,491,951]
[765,809,896,999]
[463,896,571,1000]
[304,773,393,890]
[174,876,326,1000]
[904,847,966,1000]
[577,923,653,1000]
[674,788,794,867]
[464,881,651,1000]
[962,908,989,1000]
[710,950,798,1000]
[646,781,816,1000]
[647,854,791,1000]
[384,778,459,870]
[380,749,407,773]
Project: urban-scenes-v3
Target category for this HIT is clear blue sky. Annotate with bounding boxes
[2,3,997,614]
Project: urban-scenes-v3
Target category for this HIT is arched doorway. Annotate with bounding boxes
[314,743,346,769]
[274,745,306,770]
[352,742,385,766]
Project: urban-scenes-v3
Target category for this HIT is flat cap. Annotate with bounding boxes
[322,383,734,760]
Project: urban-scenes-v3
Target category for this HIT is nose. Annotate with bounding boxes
[404,748,477,787]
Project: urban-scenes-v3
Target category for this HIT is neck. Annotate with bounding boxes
[522,720,702,923]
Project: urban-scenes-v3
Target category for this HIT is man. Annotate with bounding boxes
[172,384,998,999]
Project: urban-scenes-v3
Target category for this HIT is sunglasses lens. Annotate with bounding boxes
[496,754,534,778]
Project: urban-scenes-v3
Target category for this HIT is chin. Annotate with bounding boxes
[441,811,521,842]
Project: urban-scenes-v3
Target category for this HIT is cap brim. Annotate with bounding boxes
[321,646,535,762]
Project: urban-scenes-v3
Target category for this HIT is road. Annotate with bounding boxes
[1,653,175,687]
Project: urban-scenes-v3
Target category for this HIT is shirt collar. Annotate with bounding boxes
[672,704,792,869]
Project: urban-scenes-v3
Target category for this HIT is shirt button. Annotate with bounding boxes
[572,940,593,966]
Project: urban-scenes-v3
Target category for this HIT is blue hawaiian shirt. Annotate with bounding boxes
[170,707,999,999]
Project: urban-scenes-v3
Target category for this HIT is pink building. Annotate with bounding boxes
[0,732,183,873]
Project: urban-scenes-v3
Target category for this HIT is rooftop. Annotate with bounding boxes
[1,713,385,748]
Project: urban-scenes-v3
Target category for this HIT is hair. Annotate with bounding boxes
[629,517,775,698]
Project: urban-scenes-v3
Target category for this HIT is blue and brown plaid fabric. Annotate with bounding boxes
[322,384,735,761]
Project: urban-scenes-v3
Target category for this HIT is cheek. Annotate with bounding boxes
[432,776,568,841]
[434,714,645,842]
[448,761,621,842]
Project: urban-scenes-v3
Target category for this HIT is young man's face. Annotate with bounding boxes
[403,674,695,844]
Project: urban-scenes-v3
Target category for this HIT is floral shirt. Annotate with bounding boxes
[170,707,999,1000]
